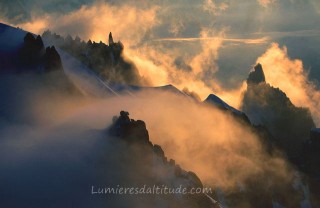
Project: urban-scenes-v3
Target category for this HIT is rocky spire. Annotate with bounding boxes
[108,32,114,46]
[44,46,63,72]
[109,111,150,144]
[247,63,266,85]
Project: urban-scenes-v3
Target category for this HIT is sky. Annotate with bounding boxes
[1,1,320,205]
[1,0,320,111]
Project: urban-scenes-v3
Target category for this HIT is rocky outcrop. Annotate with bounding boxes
[247,63,265,85]
[302,128,320,175]
[300,128,320,203]
[242,64,315,159]
[42,30,145,85]
[18,33,45,69]
[108,111,215,208]
[109,111,151,145]
[23,33,45,54]
[44,46,63,72]
[108,32,114,45]
[108,32,124,64]
[17,33,63,73]
[310,128,320,146]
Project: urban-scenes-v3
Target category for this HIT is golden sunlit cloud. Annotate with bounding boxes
[190,29,222,75]
[202,0,229,15]
[257,43,320,126]
[258,0,277,7]
[16,17,49,34]
[12,3,158,47]
[168,18,186,37]
[126,27,246,108]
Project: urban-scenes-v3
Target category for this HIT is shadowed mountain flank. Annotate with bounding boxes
[242,63,315,159]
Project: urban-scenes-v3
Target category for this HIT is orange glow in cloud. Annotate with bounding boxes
[52,89,295,192]
[202,0,229,15]
[5,16,49,35]
[61,3,159,46]
[125,44,214,99]
[7,2,248,109]
[126,27,246,108]
[11,3,158,47]
[257,43,320,125]
[190,29,223,75]
[124,28,223,100]
[258,0,277,7]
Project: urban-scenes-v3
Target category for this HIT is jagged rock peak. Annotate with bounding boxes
[24,32,36,43]
[247,63,266,85]
[35,35,44,48]
[23,32,44,52]
[108,32,114,45]
[109,111,150,144]
[44,46,63,72]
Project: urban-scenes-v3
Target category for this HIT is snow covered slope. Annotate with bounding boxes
[54,47,120,97]
[205,94,243,116]
[0,23,26,53]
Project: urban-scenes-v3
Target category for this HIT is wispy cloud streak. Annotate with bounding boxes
[151,36,270,45]
[254,30,320,39]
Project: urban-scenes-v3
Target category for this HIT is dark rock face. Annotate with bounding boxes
[107,111,214,208]
[110,111,151,145]
[44,46,63,72]
[0,27,64,75]
[108,111,205,186]
[153,144,165,158]
[14,33,64,73]
[302,128,320,175]
[247,63,266,85]
[18,33,45,69]
[242,64,315,159]
[23,34,45,54]
[300,128,320,203]
[310,128,320,146]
